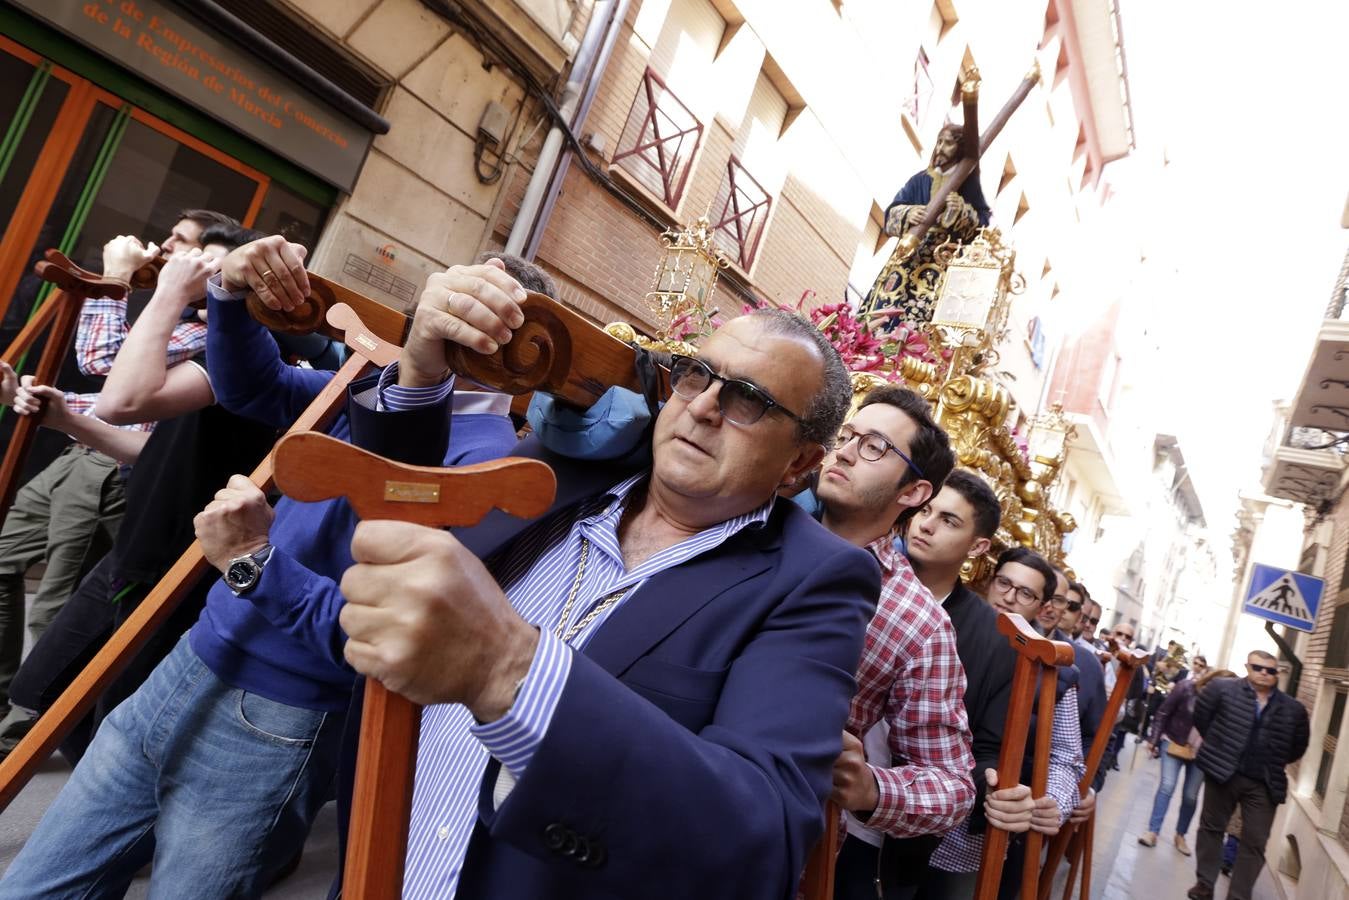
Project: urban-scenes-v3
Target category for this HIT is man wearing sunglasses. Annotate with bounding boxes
[1187,650,1309,900]
[807,387,978,899]
[318,290,881,900]
[1033,569,1105,828]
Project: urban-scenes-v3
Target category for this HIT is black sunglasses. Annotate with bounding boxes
[668,355,804,427]
[1250,663,1278,675]
[1082,615,1100,625]
[1065,600,1083,613]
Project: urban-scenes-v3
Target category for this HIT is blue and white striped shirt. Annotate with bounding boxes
[380,410,773,899]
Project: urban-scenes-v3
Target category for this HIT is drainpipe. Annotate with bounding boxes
[506,0,627,258]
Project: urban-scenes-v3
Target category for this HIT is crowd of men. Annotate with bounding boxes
[0,217,1310,900]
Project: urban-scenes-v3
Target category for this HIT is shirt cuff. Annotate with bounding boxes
[866,763,916,834]
[471,629,572,778]
[207,272,248,302]
[376,361,456,412]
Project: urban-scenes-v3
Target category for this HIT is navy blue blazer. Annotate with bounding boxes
[338,381,881,900]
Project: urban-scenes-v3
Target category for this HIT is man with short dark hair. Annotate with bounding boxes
[896,471,1040,897]
[811,388,976,899]
[1187,650,1310,900]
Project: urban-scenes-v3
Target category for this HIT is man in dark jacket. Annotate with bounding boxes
[1187,650,1310,900]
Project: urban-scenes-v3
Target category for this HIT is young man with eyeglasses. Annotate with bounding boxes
[1187,650,1309,900]
[899,471,1039,898]
[806,386,980,900]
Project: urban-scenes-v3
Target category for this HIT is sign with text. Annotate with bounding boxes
[15,0,372,190]
[1242,563,1323,633]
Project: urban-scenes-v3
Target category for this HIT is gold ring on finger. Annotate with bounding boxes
[260,269,277,282]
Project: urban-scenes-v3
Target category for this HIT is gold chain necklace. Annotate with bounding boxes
[553,536,627,644]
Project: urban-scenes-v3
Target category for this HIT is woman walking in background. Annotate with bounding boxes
[1139,668,1238,854]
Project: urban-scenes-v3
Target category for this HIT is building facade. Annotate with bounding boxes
[1258,243,1349,899]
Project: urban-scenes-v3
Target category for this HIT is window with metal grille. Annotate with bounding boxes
[710,157,771,271]
[1315,689,1346,803]
[612,69,703,208]
[1328,604,1349,669]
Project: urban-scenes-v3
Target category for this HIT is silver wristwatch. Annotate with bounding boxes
[224,544,274,595]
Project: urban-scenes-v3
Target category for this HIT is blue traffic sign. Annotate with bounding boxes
[1243,563,1324,633]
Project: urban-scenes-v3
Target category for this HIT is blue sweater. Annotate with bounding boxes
[194,296,519,710]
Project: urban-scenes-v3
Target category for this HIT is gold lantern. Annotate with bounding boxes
[645,216,727,343]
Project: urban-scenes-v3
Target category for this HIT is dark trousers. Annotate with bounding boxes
[1195,774,1277,900]
[0,554,207,764]
[835,835,919,900]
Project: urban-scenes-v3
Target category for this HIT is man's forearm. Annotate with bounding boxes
[51,413,148,464]
[97,294,182,416]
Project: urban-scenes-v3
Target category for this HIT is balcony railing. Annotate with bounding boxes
[711,156,772,271]
[1287,425,1349,455]
[612,68,703,208]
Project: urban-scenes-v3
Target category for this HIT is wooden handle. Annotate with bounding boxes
[799,800,841,900]
[272,433,556,527]
[344,680,421,900]
[326,302,400,367]
[975,615,1073,900]
[1037,646,1148,899]
[34,249,130,301]
[446,293,644,407]
[1021,667,1058,900]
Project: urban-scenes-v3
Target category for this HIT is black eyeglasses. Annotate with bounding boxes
[831,425,926,478]
[991,574,1042,605]
[1250,663,1278,675]
[668,355,803,427]
[1047,593,1070,610]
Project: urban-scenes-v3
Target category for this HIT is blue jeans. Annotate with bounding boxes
[0,636,344,898]
[1147,740,1203,835]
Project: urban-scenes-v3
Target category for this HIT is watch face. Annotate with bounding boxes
[227,559,257,590]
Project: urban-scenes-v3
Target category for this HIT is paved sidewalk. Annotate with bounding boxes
[1050,735,1283,900]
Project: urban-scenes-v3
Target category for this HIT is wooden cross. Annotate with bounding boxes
[974,612,1075,900]
[893,63,1042,263]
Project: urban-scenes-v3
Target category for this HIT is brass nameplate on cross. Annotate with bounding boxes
[383,481,441,503]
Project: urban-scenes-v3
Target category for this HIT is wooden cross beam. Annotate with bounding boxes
[974,612,1074,900]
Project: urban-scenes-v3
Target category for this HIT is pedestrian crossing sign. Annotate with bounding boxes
[1243,563,1324,632]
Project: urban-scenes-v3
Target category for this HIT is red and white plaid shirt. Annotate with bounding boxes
[844,535,975,839]
[75,295,205,377]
